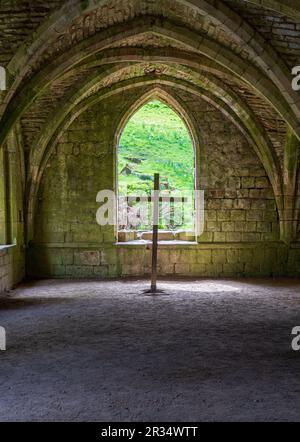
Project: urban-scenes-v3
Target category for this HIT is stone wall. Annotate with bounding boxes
[32,90,143,249]
[28,242,300,279]
[28,86,299,278]
[170,88,280,244]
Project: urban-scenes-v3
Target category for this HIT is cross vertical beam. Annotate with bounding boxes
[151,173,160,293]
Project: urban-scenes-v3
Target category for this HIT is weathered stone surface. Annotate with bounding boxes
[25,242,300,279]
[26,82,289,279]
[140,231,175,241]
[74,251,101,266]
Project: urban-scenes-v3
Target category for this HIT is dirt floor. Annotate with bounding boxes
[1,278,300,422]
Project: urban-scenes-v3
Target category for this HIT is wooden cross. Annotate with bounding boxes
[146,174,188,293]
[120,174,190,293]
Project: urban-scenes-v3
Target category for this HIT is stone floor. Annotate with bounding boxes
[1,278,300,422]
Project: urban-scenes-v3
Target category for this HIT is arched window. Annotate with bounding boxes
[117,99,197,241]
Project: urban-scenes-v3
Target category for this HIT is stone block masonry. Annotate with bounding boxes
[0,0,300,293]
[0,248,11,293]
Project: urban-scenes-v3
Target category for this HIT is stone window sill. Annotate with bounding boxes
[0,244,16,251]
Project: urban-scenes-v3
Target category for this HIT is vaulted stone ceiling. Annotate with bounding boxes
[0,0,300,243]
